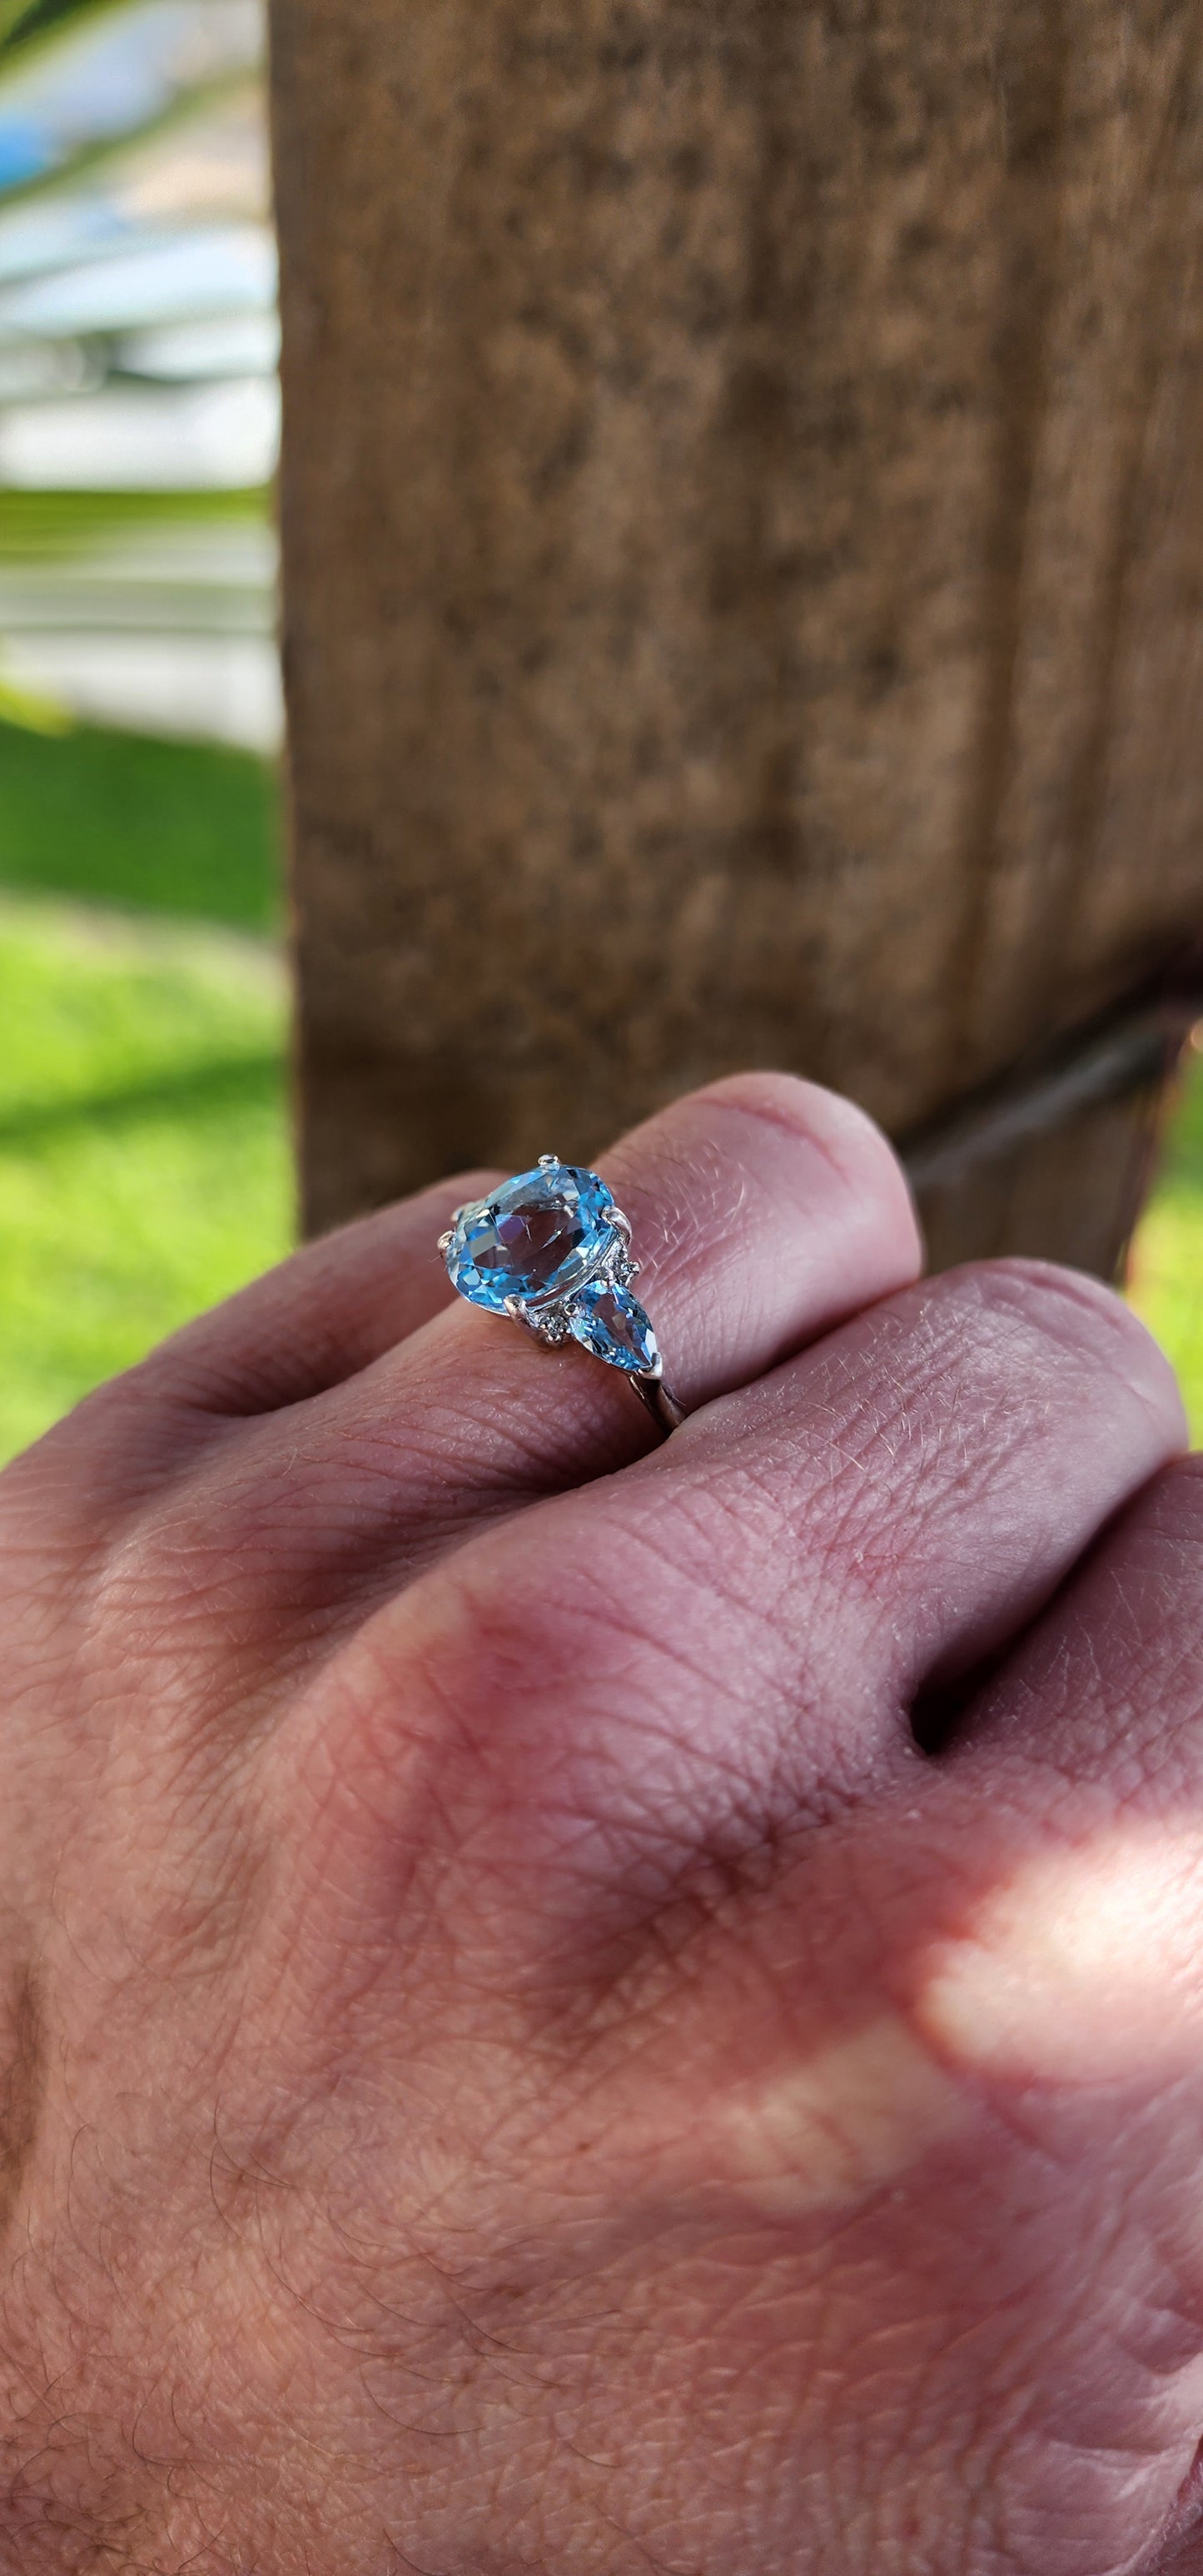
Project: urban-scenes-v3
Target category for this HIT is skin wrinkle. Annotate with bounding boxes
[753,1328,1018,1531]
[11,1385,247,1555]
[564,1483,798,1726]
[956,1494,1203,1798]
[288,1360,608,1513]
[385,1542,827,1921]
[151,1172,500,1419]
[699,1082,900,1211]
[792,1336,1152,1638]
[82,1431,556,1753]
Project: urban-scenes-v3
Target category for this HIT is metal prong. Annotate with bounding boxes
[538,1154,558,1170]
[437,1229,454,1254]
[609,1207,633,1242]
[504,1295,539,1337]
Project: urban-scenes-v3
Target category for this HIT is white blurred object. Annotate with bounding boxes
[0,334,94,397]
[0,1,281,748]
[0,512,280,747]
[0,627,281,749]
[0,191,137,286]
[0,221,275,335]
[117,309,280,379]
[0,514,276,624]
[0,373,279,485]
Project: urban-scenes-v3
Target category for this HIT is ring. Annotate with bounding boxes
[439,1157,684,1438]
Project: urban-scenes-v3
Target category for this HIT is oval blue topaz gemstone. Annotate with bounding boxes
[445,1161,617,1313]
[568,1280,660,1376]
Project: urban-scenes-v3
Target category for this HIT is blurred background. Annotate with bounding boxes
[0,0,287,1463]
[0,0,1197,1466]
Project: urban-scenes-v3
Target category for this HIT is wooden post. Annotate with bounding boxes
[271,0,1203,1273]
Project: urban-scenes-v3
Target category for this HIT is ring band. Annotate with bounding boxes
[439,1156,684,1438]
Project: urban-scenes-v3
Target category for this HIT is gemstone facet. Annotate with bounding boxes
[445,1161,618,1315]
[441,1154,671,1403]
[568,1280,660,1376]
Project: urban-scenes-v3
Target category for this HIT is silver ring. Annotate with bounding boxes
[439,1156,684,1439]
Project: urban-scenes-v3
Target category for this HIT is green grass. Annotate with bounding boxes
[0,719,279,931]
[0,488,271,559]
[0,898,291,1460]
[1126,1047,1203,1438]
[0,696,290,1464]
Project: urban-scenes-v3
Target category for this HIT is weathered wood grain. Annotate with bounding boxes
[271,0,1203,1268]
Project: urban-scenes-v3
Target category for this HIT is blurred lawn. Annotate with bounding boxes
[0,719,279,930]
[0,697,1201,1466]
[1127,1047,1203,1437]
[0,488,275,559]
[0,713,291,1463]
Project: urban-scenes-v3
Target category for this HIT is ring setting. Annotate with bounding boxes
[439,1157,684,1436]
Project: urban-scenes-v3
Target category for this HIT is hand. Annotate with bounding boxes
[0,1072,1199,2576]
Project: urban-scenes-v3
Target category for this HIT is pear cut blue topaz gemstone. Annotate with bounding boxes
[568,1280,660,1376]
[445,1161,618,1314]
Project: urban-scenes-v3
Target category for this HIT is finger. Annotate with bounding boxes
[899,1457,1203,2094]
[366,1261,1185,1909]
[147,1171,502,1412]
[4,1171,500,1532]
[940,1449,1203,1793]
[225,1073,922,1593]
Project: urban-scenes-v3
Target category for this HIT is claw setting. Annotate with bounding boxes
[441,1157,663,1385]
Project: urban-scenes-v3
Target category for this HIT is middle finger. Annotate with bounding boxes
[377,1257,1186,1910]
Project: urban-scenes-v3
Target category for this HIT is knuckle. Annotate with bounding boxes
[705,1068,907,1186]
[932,1257,1184,1418]
[691,1073,922,1273]
[1141,1448,1203,1519]
[1111,1452,1203,1590]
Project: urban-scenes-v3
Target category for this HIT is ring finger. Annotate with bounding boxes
[173,1072,923,1615]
